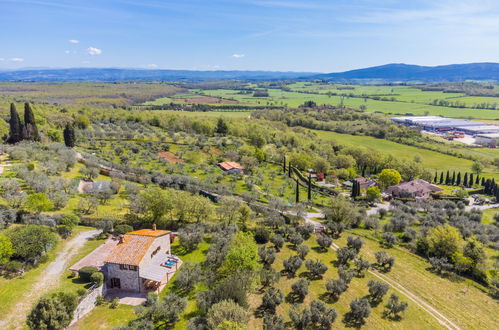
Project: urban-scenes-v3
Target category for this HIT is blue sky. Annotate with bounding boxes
[1,0,499,72]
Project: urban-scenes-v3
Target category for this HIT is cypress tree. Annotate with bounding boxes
[445,171,450,185]
[439,172,444,184]
[463,173,468,187]
[283,155,286,173]
[7,103,22,144]
[63,124,76,148]
[433,172,437,184]
[451,171,456,185]
[469,174,474,188]
[295,180,300,203]
[351,181,357,199]
[23,103,40,141]
[475,175,480,185]
[456,172,461,186]
[481,177,485,186]
[496,185,499,202]
[307,174,312,201]
[288,163,292,178]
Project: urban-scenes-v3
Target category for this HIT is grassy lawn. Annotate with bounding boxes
[481,208,498,225]
[70,304,136,330]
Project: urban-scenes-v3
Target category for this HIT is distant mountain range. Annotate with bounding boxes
[311,63,499,82]
[0,68,315,82]
[0,63,498,82]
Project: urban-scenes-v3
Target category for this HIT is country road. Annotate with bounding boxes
[302,212,461,330]
[0,229,100,330]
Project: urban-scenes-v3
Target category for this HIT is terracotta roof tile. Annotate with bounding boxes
[128,229,171,237]
[105,235,156,266]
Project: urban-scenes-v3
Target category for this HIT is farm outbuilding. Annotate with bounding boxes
[218,161,244,174]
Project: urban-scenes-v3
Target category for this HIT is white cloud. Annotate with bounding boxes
[64,50,71,54]
[232,54,245,58]
[68,39,80,44]
[147,64,158,68]
[86,47,102,56]
[0,58,4,61]
[10,58,24,62]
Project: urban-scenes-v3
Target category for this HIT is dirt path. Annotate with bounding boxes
[303,212,461,330]
[0,229,100,329]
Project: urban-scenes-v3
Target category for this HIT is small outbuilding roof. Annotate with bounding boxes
[218,161,244,171]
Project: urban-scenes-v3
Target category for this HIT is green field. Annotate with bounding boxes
[199,86,499,119]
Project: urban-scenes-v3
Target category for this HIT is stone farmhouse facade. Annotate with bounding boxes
[103,226,176,293]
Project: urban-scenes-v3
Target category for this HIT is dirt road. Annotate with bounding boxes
[0,229,100,329]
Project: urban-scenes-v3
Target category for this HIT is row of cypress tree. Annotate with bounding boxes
[7,103,40,143]
[433,171,481,188]
[7,102,76,148]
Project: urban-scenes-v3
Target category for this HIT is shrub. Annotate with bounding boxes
[110,297,119,309]
[76,288,87,297]
[325,278,347,301]
[90,272,104,286]
[207,300,248,329]
[384,294,408,320]
[367,280,389,305]
[270,235,284,251]
[296,245,309,260]
[382,232,397,248]
[79,266,98,282]
[290,279,309,302]
[254,227,270,244]
[305,260,328,280]
[27,292,77,330]
[95,295,106,306]
[114,224,133,235]
[283,256,302,276]
[316,234,332,251]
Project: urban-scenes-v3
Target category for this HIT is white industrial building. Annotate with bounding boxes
[475,133,499,145]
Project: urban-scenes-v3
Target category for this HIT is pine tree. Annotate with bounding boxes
[295,180,300,204]
[23,103,40,141]
[456,172,461,186]
[63,124,76,148]
[463,173,468,187]
[215,118,228,136]
[439,172,444,184]
[7,103,22,144]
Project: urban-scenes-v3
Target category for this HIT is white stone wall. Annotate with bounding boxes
[140,234,171,269]
[69,284,105,326]
[106,263,141,292]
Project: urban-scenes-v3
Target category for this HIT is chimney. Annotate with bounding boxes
[118,235,124,244]
[152,223,157,231]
